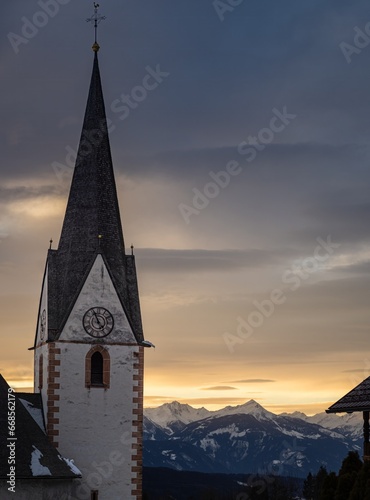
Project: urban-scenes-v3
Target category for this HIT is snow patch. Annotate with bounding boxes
[161,450,177,460]
[209,424,247,439]
[279,429,305,439]
[59,456,81,475]
[30,447,51,476]
[199,438,219,457]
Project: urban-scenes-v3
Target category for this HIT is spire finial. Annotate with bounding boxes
[86,2,106,52]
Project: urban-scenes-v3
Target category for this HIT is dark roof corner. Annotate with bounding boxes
[326,376,370,414]
[0,375,81,480]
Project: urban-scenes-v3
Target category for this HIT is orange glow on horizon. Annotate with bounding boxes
[2,373,350,416]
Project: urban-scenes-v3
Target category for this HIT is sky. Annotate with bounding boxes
[1,0,370,415]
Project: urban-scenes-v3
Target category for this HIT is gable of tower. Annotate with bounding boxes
[59,253,137,344]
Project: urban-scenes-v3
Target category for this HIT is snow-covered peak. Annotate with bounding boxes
[212,399,276,420]
[279,409,362,439]
[279,410,308,420]
[145,400,278,430]
[145,401,210,430]
[279,409,362,429]
[305,411,362,430]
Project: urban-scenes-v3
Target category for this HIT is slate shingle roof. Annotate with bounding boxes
[0,375,81,479]
[326,376,370,413]
[44,52,144,343]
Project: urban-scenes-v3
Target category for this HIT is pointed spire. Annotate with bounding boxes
[59,52,125,259]
[55,52,129,331]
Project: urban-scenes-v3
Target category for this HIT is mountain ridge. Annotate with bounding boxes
[145,399,362,432]
[143,399,363,477]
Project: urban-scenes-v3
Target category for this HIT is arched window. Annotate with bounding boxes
[85,346,110,388]
[38,354,43,390]
[91,352,103,386]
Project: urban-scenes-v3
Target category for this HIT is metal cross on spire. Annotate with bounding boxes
[86,2,106,52]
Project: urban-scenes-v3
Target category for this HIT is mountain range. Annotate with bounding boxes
[143,400,363,478]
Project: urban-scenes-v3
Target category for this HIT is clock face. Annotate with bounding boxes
[83,307,114,338]
[40,309,46,340]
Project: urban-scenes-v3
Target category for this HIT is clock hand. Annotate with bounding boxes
[93,311,104,329]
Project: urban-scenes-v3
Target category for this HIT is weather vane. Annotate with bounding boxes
[86,2,106,51]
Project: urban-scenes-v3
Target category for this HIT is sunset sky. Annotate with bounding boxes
[2,1,370,415]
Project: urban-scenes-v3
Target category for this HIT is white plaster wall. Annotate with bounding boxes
[56,343,139,500]
[59,254,136,344]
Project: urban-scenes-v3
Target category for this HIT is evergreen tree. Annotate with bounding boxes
[269,478,291,500]
[304,453,367,500]
[315,466,329,499]
[303,472,315,500]
[334,451,362,500]
[338,451,362,476]
[349,460,370,500]
[319,471,337,500]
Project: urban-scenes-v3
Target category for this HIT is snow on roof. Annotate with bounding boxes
[30,447,52,477]
[59,457,82,476]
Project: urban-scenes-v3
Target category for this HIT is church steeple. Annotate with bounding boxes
[45,51,143,343]
[31,12,145,499]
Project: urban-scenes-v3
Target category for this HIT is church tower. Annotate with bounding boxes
[33,40,146,499]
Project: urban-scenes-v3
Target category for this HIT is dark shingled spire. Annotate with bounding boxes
[46,52,143,342]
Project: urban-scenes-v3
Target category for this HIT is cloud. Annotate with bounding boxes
[201,386,238,391]
[342,369,369,374]
[135,248,290,274]
[0,184,63,204]
[229,379,276,384]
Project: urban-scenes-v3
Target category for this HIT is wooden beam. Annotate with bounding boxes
[363,411,370,461]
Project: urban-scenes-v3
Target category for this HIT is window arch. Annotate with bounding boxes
[85,346,110,389]
[38,354,43,390]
